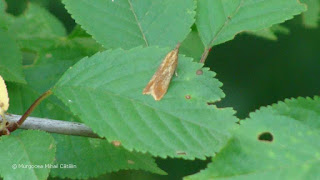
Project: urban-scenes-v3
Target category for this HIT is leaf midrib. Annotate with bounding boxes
[16,137,41,179]
[208,0,244,47]
[127,0,149,46]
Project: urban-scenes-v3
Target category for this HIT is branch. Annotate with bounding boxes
[5,114,101,139]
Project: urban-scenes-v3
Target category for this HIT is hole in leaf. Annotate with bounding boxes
[258,132,273,142]
[22,51,37,65]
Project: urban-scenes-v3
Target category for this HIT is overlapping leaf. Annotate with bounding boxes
[53,46,238,159]
[7,3,66,52]
[68,25,92,38]
[63,0,196,49]
[0,1,4,28]
[301,0,320,28]
[7,37,100,121]
[0,28,25,83]
[185,96,320,180]
[24,38,102,91]
[0,130,56,180]
[0,0,4,12]
[51,135,165,179]
[0,1,13,29]
[7,37,165,179]
[180,30,205,62]
[246,25,290,41]
[196,0,306,48]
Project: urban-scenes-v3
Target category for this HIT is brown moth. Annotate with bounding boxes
[142,43,181,100]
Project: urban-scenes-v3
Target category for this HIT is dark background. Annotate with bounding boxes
[5,0,320,179]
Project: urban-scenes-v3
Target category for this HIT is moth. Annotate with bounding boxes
[143,43,180,100]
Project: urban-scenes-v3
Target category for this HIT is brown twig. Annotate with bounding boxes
[200,48,211,63]
[6,90,53,133]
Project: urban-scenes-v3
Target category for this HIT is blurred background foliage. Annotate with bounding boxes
[4,0,320,179]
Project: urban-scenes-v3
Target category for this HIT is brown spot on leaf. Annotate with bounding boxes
[45,53,52,58]
[196,70,203,75]
[112,140,121,147]
[127,160,135,164]
[185,95,191,99]
[176,151,186,155]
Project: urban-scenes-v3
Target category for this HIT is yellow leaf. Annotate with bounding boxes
[0,75,9,113]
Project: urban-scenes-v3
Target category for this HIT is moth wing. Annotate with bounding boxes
[142,43,180,101]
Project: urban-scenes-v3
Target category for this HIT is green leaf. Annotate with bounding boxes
[7,82,78,122]
[63,0,196,49]
[0,28,25,83]
[25,37,102,92]
[6,37,96,120]
[8,3,66,52]
[0,1,5,29]
[29,0,51,8]
[246,25,290,41]
[196,0,306,48]
[301,0,320,28]
[0,0,14,29]
[68,25,92,38]
[50,135,166,179]
[7,37,101,121]
[185,96,320,180]
[180,30,205,62]
[7,38,164,179]
[0,0,5,12]
[53,46,237,159]
[259,96,320,130]
[0,130,56,180]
